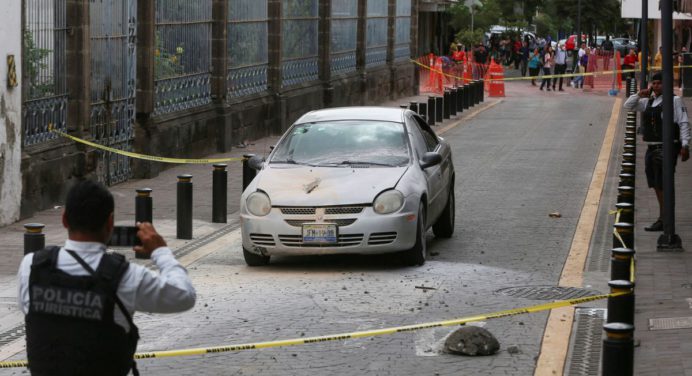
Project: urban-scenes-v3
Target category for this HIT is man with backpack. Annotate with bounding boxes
[17,180,197,375]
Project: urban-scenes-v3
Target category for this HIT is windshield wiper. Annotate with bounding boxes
[339,160,395,167]
[270,159,298,164]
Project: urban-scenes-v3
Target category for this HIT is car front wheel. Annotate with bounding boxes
[433,187,455,238]
[402,205,427,266]
[243,247,270,266]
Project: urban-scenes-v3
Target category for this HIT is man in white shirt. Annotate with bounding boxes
[17,180,196,375]
[624,72,691,231]
[552,43,568,91]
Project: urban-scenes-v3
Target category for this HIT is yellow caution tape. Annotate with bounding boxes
[48,124,244,164]
[0,291,629,368]
[630,257,636,284]
[411,59,692,84]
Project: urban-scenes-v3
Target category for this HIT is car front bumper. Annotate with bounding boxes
[240,206,419,256]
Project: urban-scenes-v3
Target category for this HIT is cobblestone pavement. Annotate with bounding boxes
[0,84,619,375]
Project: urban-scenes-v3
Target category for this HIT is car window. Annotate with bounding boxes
[269,120,410,166]
[411,115,439,152]
[407,118,428,159]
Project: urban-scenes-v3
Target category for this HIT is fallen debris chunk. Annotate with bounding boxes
[548,211,562,218]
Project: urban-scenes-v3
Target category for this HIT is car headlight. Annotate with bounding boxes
[373,190,404,214]
[247,192,271,216]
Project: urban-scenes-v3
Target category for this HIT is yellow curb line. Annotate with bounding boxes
[533,97,622,376]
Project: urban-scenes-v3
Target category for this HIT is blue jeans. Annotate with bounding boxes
[540,67,551,89]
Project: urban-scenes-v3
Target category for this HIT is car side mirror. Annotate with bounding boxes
[420,152,442,169]
[248,155,265,170]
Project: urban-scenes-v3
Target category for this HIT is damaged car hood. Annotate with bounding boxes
[255,165,408,206]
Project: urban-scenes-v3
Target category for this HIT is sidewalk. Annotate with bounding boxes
[632,97,692,375]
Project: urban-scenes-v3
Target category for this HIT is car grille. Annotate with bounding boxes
[250,233,276,246]
[284,219,357,227]
[278,234,364,247]
[279,206,365,215]
[368,232,397,245]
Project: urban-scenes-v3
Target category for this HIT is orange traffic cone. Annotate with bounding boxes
[463,54,473,84]
[487,58,505,97]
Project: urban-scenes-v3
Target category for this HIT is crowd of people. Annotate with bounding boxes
[445,31,692,92]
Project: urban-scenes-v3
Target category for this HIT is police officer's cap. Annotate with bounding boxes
[652,72,663,82]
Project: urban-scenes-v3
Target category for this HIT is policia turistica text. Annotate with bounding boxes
[624,71,691,232]
[17,180,197,375]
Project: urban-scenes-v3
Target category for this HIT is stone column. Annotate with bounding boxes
[267,0,285,132]
[319,0,333,107]
[356,0,366,105]
[66,0,90,136]
[211,0,228,102]
[411,0,419,95]
[136,0,154,116]
[387,0,396,99]
[212,0,232,152]
[0,0,22,225]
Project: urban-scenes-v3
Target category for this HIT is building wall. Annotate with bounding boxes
[0,1,22,225]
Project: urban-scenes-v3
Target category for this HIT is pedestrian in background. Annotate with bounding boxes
[571,45,588,89]
[654,46,663,69]
[553,43,568,91]
[540,45,554,91]
[622,49,638,80]
[17,180,197,375]
[521,40,530,76]
[623,72,691,231]
[528,48,541,86]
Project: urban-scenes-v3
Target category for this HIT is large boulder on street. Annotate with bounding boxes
[444,326,500,356]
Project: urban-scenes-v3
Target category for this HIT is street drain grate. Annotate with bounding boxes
[567,308,606,376]
[649,316,692,331]
[0,325,25,347]
[495,286,602,300]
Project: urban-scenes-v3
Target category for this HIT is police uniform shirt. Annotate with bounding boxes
[18,240,196,331]
[624,93,691,147]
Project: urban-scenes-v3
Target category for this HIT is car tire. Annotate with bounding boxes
[243,247,270,266]
[402,205,427,266]
[433,187,455,238]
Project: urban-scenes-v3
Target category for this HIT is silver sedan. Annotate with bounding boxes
[240,107,455,266]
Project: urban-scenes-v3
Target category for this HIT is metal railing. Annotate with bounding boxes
[394,0,411,62]
[365,1,387,68]
[281,0,318,87]
[227,0,269,99]
[330,0,357,76]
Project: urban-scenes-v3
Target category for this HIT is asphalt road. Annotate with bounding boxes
[0,88,617,375]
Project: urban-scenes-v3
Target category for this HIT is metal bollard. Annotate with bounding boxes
[615,202,634,224]
[623,144,636,155]
[399,104,408,109]
[24,223,45,255]
[619,173,635,187]
[135,188,153,224]
[613,222,634,249]
[621,162,635,175]
[418,102,427,119]
[611,247,635,281]
[462,85,469,109]
[601,323,634,376]
[427,96,436,126]
[177,174,193,240]
[622,153,635,164]
[443,90,451,119]
[242,154,257,191]
[467,84,475,107]
[409,101,418,114]
[212,164,228,223]
[607,280,635,325]
[457,86,464,113]
[617,186,635,204]
[435,96,443,123]
[624,137,636,146]
[450,88,457,116]
[625,78,632,96]
[479,79,485,102]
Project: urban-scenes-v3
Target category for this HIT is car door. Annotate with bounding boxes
[407,115,446,223]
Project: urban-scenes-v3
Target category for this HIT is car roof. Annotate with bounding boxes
[294,107,408,124]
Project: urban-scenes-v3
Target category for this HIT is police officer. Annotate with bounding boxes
[624,71,691,231]
[17,180,196,375]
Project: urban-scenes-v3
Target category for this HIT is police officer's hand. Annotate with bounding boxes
[682,147,690,162]
[134,222,167,258]
[637,88,651,98]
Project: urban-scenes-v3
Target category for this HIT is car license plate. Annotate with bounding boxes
[302,224,338,244]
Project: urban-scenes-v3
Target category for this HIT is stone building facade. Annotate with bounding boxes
[12,0,425,221]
